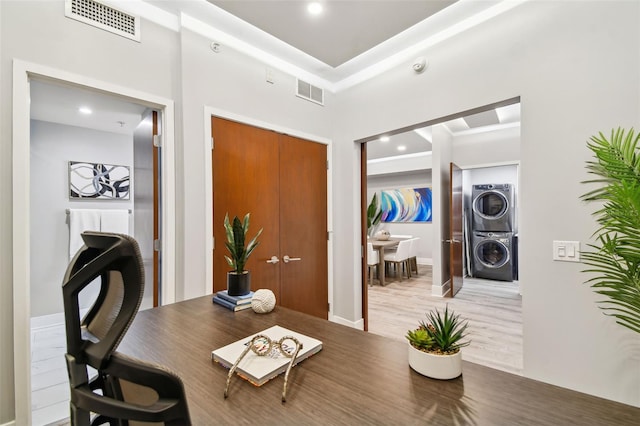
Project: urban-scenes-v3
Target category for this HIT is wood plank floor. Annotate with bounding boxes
[367,264,523,375]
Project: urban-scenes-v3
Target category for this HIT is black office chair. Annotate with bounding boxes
[63,231,191,426]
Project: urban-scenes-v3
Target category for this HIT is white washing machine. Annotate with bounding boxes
[472,183,515,232]
[472,231,515,282]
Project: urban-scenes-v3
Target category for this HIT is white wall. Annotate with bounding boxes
[178,28,333,301]
[453,124,520,168]
[368,152,433,175]
[1,2,179,421]
[30,120,134,317]
[333,0,639,407]
[367,170,433,262]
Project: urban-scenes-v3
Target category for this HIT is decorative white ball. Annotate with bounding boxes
[251,289,276,313]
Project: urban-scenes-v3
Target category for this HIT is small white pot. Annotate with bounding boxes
[407,343,462,380]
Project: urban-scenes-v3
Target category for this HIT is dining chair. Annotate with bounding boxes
[367,242,379,286]
[390,234,412,240]
[384,239,412,280]
[408,237,420,275]
[63,231,191,425]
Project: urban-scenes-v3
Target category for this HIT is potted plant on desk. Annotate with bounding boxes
[224,213,263,296]
[406,305,469,379]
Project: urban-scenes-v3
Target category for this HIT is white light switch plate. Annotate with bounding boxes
[553,240,580,262]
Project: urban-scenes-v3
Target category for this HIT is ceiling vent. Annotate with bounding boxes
[296,79,324,106]
[65,0,140,42]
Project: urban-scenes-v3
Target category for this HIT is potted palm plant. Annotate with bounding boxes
[224,213,263,296]
[406,305,469,379]
[581,128,640,334]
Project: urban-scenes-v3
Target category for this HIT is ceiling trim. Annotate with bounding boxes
[106,0,528,93]
[180,13,333,90]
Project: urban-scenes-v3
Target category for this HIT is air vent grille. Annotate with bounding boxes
[296,79,324,106]
[65,0,140,42]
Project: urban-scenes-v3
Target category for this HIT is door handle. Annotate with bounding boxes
[444,239,461,244]
[266,256,280,264]
[283,255,301,263]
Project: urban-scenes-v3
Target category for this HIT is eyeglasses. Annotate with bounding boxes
[224,334,303,402]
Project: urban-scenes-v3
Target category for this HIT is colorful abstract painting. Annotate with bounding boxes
[69,161,130,199]
[380,187,432,222]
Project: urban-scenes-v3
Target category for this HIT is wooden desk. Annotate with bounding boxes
[370,238,399,286]
[118,296,639,425]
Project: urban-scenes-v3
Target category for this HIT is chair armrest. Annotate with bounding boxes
[71,352,191,424]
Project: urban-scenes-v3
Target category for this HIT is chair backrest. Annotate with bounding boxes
[390,234,413,240]
[63,231,191,425]
[409,237,420,257]
[394,239,412,259]
[367,242,379,265]
[63,231,144,369]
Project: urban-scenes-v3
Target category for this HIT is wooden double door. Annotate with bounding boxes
[212,117,328,319]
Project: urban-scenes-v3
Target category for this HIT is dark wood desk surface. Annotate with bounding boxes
[120,296,639,425]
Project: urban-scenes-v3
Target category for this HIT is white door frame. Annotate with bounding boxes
[203,106,334,319]
[12,59,177,424]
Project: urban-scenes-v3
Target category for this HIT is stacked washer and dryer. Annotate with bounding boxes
[471,184,517,282]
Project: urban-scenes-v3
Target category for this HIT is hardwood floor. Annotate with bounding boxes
[367,264,523,375]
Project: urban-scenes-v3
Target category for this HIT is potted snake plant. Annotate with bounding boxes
[406,305,470,379]
[224,213,263,296]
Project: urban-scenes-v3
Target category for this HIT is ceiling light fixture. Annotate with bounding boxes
[397,145,407,152]
[379,136,390,142]
[78,106,92,115]
[307,2,323,16]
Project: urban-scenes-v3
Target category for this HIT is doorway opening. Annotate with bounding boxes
[360,98,523,375]
[12,60,176,425]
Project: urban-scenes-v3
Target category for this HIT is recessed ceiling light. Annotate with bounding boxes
[307,2,323,16]
[397,145,407,151]
[78,106,92,115]
[379,136,390,142]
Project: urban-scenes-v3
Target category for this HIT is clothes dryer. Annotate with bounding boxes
[472,231,515,282]
[472,183,515,232]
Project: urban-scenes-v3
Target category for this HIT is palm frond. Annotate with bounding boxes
[581,128,640,334]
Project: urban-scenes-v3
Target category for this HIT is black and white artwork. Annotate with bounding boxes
[69,161,130,199]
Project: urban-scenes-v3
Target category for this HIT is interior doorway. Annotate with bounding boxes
[12,60,176,425]
[360,98,523,375]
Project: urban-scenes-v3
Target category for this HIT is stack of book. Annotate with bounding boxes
[212,290,254,312]
[212,325,323,386]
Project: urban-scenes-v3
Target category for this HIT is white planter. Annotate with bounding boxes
[407,343,462,380]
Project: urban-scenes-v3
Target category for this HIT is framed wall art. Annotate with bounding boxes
[381,187,432,223]
[69,161,131,200]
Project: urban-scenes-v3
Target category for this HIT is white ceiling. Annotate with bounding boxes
[30,79,147,136]
[135,0,519,89]
[205,0,456,67]
[366,103,521,161]
[30,0,520,159]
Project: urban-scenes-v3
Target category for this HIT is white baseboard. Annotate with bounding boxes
[1,420,16,426]
[431,279,450,297]
[329,314,364,330]
[418,257,432,266]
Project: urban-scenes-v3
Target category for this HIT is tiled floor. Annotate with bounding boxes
[31,323,70,426]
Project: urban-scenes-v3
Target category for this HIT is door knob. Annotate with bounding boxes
[266,256,279,264]
[283,255,301,263]
[444,239,461,244]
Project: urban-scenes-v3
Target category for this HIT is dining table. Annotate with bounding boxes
[369,238,400,286]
